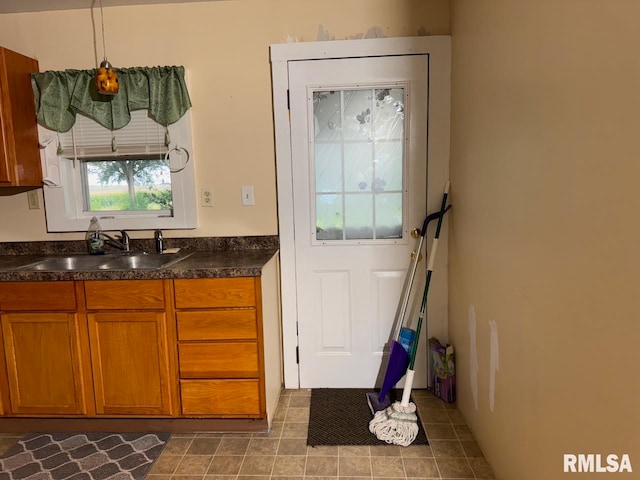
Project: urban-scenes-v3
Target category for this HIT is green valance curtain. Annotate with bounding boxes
[31,66,192,133]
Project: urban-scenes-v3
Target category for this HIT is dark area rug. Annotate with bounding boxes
[0,432,170,480]
[307,388,428,446]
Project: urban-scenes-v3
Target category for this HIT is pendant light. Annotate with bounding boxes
[95,0,119,95]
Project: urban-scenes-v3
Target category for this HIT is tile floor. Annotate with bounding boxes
[0,389,496,479]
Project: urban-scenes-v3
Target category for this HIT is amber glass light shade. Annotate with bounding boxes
[96,59,119,95]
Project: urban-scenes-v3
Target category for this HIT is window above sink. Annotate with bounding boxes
[32,67,198,233]
[39,112,198,233]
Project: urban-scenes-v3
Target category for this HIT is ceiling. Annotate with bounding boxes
[0,0,221,14]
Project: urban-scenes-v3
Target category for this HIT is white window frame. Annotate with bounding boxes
[39,111,198,232]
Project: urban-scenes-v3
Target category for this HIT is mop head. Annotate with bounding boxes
[368,401,419,447]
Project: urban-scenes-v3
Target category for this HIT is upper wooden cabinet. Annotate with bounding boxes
[0,46,41,190]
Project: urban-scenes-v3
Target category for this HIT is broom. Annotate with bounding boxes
[369,180,449,446]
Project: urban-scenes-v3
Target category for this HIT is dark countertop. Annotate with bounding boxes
[0,236,279,282]
[0,249,278,282]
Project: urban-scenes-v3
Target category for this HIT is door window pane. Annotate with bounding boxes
[316,194,343,241]
[342,90,372,140]
[373,88,405,140]
[315,144,343,193]
[375,141,403,191]
[375,193,403,239]
[312,87,405,242]
[345,194,373,240]
[314,91,342,141]
[344,144,373,192]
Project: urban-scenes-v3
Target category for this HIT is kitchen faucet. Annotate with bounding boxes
[100,230,130,252]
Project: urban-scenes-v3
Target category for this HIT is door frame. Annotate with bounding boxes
[270,36,451,388]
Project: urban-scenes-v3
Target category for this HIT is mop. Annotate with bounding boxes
[365,205,451,414]
[369,180,449,446]
[366,214,428,415]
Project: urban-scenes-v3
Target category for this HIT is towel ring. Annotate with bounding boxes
[38,137,56,149]
[164,146,190,173]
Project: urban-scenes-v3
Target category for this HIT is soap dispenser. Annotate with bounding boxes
[86,216,105,255]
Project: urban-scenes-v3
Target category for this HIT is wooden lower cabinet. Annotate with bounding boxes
[0,276,272,421]
[1,312,88,415]
[88,311,175,416]
[0,281,88,416]
[84,279,178,416]
[174,277,266,418]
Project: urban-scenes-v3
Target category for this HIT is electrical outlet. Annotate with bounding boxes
[201,187,213,207]
[27,190,40,210]
[241,186,255,206]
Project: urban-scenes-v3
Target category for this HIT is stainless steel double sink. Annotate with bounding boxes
[15,251,194,271]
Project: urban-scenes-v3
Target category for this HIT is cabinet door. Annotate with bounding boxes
[0,47,41,187]
[1,312,88,415]
[88,311,174,416]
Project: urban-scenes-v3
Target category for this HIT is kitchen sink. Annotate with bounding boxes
[96,252,193,270]
[17,252,194,271]
[18,255,109,271]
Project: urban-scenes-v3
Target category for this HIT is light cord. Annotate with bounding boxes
[99,0,107,61]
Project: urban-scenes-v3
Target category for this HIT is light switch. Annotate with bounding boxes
[241,186,254,206]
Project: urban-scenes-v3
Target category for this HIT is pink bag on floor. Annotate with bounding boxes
[430,337,456,402]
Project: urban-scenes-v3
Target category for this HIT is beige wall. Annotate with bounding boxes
[0,0,449,241]
[12,1,639,476]
[450,1,640,478]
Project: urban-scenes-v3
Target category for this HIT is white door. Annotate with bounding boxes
[289,55,429,388]
[271,37,451,390]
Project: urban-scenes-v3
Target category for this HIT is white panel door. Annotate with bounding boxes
[289,55,429,387]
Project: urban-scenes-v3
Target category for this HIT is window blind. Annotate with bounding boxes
[59,110,168,158]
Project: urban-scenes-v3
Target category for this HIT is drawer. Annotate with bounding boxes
[180,379,261,416]
[179,342,259,378]
[85,280,165,310]
[177,310,257,341]
[174,278,256,308]
[0,282,76,311]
